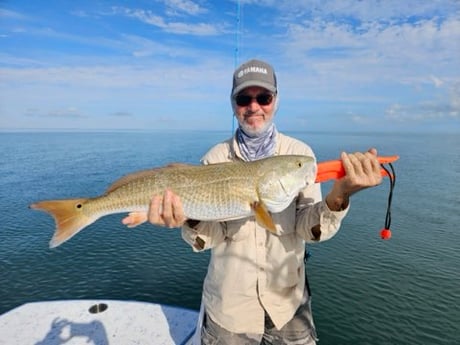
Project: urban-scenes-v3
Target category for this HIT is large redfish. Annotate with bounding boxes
[30,155,316,248]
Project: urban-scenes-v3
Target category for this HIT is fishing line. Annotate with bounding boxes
[232,0,241,134]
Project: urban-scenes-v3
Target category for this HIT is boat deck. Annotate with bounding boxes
[0,300,198,345]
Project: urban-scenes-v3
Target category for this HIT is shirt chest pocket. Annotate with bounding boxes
[272,199,297,236]
[224,218,253,242]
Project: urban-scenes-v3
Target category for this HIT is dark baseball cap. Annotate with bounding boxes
[231,59,277,97]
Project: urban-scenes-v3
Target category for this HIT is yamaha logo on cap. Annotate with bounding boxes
[232,59,277,96]
[237,66,268,79]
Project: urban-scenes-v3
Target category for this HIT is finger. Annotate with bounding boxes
[361,152,383,185]
[361,155,374,175]
[349,152,365,176]
[341,152,355,179]
[368,147,378,156]
[171,193,186,226]
[148,195,164,225]
[368,152,382,175]
[162,189,175,227]
[122,214,133,226]
[122,211,148,228]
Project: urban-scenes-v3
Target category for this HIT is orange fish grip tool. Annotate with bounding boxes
[315,155,399,240]
[315,155,399,183]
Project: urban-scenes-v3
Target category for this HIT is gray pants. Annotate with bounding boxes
[201,294,318,345]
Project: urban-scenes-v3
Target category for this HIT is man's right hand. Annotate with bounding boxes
[122,189,187,228]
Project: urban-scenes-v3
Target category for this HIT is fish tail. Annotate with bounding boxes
[30,198,95,248]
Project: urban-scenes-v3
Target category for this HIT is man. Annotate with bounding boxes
[123,59,383,344]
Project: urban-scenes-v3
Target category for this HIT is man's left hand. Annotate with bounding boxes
[325,148,382,211]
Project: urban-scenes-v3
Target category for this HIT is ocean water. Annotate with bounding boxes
[0,130,459,345]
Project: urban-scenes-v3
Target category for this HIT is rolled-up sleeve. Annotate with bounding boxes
[295,183,349,242]
[181,221,227,252]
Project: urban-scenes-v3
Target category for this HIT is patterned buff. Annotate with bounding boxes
[236,123,278,161]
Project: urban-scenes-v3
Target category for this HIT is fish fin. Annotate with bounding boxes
[105,164,195,194]
[252,201,277,233]
[123,211,148,228]
[30,198,95,248]
[106,169,160,194]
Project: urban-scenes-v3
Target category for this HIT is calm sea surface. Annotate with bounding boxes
[0,131,459,344]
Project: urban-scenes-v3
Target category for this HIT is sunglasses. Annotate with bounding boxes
[235,93,274,107]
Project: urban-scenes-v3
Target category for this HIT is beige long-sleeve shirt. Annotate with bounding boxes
[181,132,348,334]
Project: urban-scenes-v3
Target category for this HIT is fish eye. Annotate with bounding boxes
[297,162,302,167]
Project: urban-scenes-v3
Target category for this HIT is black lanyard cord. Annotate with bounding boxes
[380,163,396,239]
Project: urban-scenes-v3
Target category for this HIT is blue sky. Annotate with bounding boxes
[1,0,459,132]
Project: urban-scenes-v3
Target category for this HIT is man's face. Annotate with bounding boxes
[233,86,276,135]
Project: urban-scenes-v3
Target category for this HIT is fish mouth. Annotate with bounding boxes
[305,163,318,186]
[306,174,316,186]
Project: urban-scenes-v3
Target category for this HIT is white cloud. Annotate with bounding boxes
[0,8,28,20]
[271,0,459,22]
[273,12,460,106]
[430,76,444,88]
[0,60,230,90]
[385,88,460,122]
[111,6,221,35]
[109,111,134,118]
[25,107,86,119]
[282,15,460,68]
[164,0,207,16]
[121,34,194,58]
